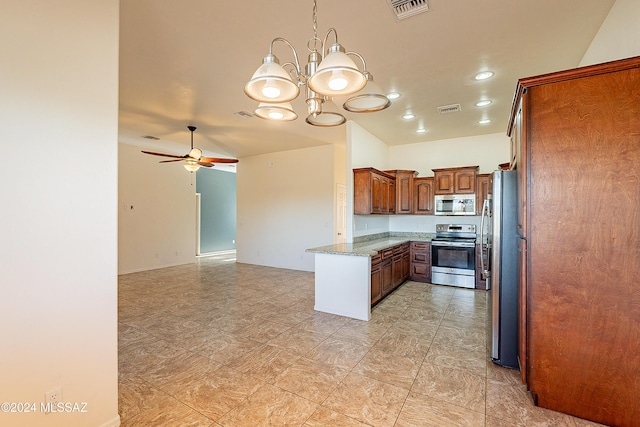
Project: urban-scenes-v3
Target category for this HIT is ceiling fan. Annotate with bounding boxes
[141,126,239,172]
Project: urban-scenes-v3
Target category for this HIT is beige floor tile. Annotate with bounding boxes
[411,362,486,413]
[267,327,330,354]
[224,343,301,383]
[323,373,409,427]
[119,253,604,427]
[273,357,350,403]
[395,392,485,427]
[304,337,371,370]
[217,383,318,427]
[424,342,487,377]
[168,365,265,420]
[351,347,423,389]
[304,405,373,426]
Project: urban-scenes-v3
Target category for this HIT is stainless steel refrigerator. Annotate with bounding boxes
[482,169,519,369]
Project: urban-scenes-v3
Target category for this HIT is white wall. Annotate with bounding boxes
[118,143,197,274]
[236,145,339,272]
[0,1,120,426]
[347,122,392,239]
[579,0,640,66]
[389,132,510,176]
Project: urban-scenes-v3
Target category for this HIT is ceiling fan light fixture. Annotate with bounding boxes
[184,161,201,172]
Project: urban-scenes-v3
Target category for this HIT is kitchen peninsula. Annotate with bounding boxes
[306,232,434,321]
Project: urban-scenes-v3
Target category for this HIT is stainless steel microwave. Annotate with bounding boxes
[434,194,476,215]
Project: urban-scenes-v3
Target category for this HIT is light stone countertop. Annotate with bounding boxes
[306,233,436,257]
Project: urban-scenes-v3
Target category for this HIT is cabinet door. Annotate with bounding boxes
[381,259,393,295]
[475,174,491,215]
[391,254,403,289]
[402,249,410,281]
[434,171,455,194]
[454,170,476,193]
[371,259,382,306]
[395,171,414,214]
[372,174,384,213]
[388,178,396,214]
[413,177,434,214]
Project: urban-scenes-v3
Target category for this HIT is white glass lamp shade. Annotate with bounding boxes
[188,147,202,159]
[305,99,346,127]
[343,72,391,112]
[307,44,366,97]
[254,102,298,121]
[244,55,299,103]
[184,161,201,172]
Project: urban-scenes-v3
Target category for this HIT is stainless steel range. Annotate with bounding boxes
[431,224,476,289]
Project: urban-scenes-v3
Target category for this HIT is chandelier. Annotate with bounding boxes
[244,0,390,127]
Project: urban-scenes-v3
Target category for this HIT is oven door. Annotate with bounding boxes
[431,241,476,288]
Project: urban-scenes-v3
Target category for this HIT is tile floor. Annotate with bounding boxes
[118,252,604,426]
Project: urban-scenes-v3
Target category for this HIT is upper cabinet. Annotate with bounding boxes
[353,168,396,215]
[432,166,479,194]
[385,170,417,214]
[475,173,492,215]
[413,177,434,215]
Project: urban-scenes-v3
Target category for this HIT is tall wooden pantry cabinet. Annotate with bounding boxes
[508,56,640,427]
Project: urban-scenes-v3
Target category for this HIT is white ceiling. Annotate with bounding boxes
[119,0,615,162]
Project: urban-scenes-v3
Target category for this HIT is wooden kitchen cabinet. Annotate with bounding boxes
[385,170,417,214]
[475,173,491,215]
[432,166,478,194]
[409,241,431,282]
[508,56,640,426]
[412,177,434,215]
[353,168,395,214]
[370,254,382,306]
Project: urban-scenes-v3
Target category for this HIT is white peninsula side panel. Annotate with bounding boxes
[314,253,371,321]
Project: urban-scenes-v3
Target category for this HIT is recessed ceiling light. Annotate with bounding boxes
[475,71,494,81]
[478,119,491,124]
[402,113,415,120]
[475,100,492,107]
[387,92,400,100]
[416,128,427,133]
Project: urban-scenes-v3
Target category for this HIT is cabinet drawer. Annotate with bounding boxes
[412,252,430,263]
[380,248,394,259]
[411,242,431,251]
[371,254,382,266]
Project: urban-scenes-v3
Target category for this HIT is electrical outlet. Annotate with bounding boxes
[45,387,62,413]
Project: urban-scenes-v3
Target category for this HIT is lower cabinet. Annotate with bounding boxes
[370,254,382,306]
[371,242,410,306]
[410,241,431,282]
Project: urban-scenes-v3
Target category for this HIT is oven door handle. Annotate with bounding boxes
[431,241,475,248]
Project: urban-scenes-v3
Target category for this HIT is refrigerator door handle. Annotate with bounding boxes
[479,199,490,279]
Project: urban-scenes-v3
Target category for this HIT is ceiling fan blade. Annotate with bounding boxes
[141,150,185,159]
[200,157,239,164]
[197,162,215,168]
[159,159,185,163]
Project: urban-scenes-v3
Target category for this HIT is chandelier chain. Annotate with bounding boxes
[312,0,318,39]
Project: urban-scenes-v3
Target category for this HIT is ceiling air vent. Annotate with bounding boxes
[142,135,160,140]
[437,104,462,114]
[388,0,430,21]
[234,110,255,119]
